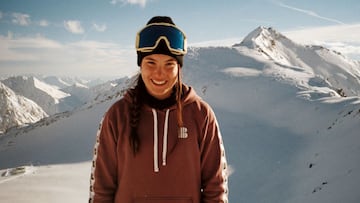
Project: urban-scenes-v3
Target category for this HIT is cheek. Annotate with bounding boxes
[167,70,178,84]
[140,67,150,78]
[168,66,179,78]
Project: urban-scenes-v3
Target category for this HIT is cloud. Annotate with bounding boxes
[0,34,63,62]
[317,41,360,60]
[285,24,360,44]
[0,34,137,78]
[12,12,31,26]
[275,2,345,25]
[2,11,49,27]
[64,20,84,34]
[92,23,107,32]
[110,0,148,8]
[284,23,360,60]
[38,20,49,27]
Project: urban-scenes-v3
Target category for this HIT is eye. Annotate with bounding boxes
[145,60,156,66]
[166,61,177,68]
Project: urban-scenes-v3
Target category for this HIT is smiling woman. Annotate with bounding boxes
[89,16,229,203]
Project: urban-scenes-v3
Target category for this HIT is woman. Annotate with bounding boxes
[89,16,228,203]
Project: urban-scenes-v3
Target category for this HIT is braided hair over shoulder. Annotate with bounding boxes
[128,69,184,154]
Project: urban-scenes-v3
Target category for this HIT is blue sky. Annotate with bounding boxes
[0,0,359,78]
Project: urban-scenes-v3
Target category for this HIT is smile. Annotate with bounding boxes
[151,79,166,85]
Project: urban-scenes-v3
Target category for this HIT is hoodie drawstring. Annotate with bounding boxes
[152,108,170,173]
[152,109,159,172]
[163,109,169,166]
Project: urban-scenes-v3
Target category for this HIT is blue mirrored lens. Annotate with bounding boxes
[138,25,185,51]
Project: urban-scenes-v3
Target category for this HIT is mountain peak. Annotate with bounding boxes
[0,81,48,134]
[234,26,288,49]
[2,76,70,114]
[232,26,299,67]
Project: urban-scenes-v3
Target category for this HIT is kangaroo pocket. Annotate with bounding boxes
[134,196,193,203]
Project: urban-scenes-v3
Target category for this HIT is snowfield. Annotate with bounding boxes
[0,27,360,202]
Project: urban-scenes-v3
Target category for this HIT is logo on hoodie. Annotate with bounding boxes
[178,127,188,138]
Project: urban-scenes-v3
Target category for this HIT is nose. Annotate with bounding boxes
[154,65,164,77]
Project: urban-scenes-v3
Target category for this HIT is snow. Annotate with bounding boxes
[2,76,70,114]
[0,26,360,202]
[0,163,89,203]
[222,67,262,77]
[32,77,70,103]
[0,82,48,133]
[42,76,72,89]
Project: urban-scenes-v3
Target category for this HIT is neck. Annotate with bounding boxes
[143,87,177,110]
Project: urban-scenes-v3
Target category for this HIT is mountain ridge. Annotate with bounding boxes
[2,76,70,115]
[0,81,48,134]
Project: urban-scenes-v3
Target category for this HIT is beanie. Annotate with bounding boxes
[137,16,184,67]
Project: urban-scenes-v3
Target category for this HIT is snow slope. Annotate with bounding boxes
[41,76,72,89]
[0,27,360,202]
[0,82,48,134]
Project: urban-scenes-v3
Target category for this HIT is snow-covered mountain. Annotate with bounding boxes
[42,75,108,89]
[0,27,360,202]
[59,77,130,111]
[41,76,73,89]
[58,82,92,111]
[235,26,360,97]
[0,75,130,133]
[2,76,70,115]
[0,82,48,134]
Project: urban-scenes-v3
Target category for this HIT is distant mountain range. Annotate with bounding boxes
[0,75,129,134]
[1,26,360,202]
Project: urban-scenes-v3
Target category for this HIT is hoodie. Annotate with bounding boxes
[89,86,228,203]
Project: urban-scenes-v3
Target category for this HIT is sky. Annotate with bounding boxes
[0,0,359,78]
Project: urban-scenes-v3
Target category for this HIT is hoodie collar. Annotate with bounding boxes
[142,86,177,110]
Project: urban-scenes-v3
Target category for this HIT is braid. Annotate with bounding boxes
[129,75,144,154]
[129,68,183,154]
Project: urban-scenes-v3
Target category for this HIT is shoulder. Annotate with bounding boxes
[183,86,216,120]
[103,93,132,122]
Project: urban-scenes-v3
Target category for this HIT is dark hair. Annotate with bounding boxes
[128,70,183,154]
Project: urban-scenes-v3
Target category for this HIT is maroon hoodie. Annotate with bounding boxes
[89,86,228,203]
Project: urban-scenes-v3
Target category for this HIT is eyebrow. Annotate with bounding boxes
[144,56,177,62]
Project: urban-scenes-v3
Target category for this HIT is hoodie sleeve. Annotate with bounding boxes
[200,106,229,203]
[89,112,118,203]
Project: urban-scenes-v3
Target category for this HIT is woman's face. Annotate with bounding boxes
[141,54,179,100]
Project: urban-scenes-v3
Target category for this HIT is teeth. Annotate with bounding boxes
[152,79,166,85]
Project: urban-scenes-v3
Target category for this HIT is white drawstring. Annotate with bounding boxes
[152,109,170,172]
[162,109,170,166]
[152,109,159,172]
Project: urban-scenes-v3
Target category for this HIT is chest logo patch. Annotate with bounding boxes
[178,127,188,139]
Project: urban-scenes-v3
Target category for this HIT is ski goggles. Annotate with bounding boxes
[136,23,187,55]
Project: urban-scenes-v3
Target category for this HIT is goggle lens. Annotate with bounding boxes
[136,23,187,55]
